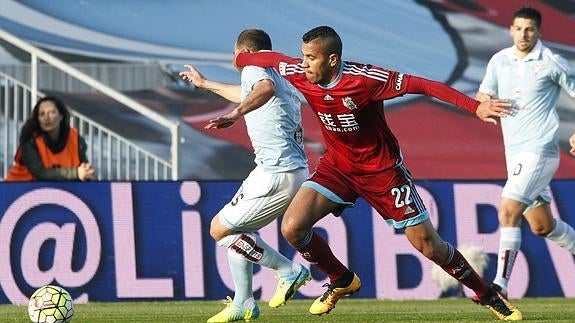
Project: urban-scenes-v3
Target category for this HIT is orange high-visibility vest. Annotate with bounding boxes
[5,128,81,181]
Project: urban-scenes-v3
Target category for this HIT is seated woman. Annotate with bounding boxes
[5,96,95,181]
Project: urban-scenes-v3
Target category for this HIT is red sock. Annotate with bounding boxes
[297,231,348,281]
[440,244,490,298]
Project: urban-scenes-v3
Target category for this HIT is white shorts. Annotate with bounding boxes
[218,166,309,232]
[501,151,559,210]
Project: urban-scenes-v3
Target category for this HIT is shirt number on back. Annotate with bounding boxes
[391,185,412,208]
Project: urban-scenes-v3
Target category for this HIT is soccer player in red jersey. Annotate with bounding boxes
[234,26,522,320]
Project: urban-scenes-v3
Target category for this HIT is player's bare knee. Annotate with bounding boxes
[209,226,223,241]
[281,218,309,247]
[281,222,301,246]
[209,222,229,241]
[530,225,552,236]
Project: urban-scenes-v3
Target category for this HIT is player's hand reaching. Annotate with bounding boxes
[205,109,242,129]
[475,98,511,125]
[179,64,207,89]
[569,133,575,156]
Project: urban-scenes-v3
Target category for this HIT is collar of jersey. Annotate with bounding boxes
[318,62,344,89]
[509,40,542,62]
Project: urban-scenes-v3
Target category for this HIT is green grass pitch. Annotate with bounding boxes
[2,297,574,322]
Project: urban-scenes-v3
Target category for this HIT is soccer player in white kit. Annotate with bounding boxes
[476,6,575,298]
[180,29,311,322]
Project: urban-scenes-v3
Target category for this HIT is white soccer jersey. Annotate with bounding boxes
[479,40,575,157]
[240,65,307,172]
[219,64,308,231]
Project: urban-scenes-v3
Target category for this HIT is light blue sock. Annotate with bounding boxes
[546,219,575,253]
[221,232,297,278]
[493,227,522,292]
[227,249,254,307]
[242,232,297,278]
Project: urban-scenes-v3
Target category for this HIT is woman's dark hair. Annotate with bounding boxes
[19,96,70,146]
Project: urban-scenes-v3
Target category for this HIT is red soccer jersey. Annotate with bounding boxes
[236,51,479,175]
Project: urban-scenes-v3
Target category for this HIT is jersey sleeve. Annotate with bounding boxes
[406,75,479,114]
[365,67,406,100]
[478,57,498,97]
[236,51,296,69]
[236,52,302,82]
[240,66,272,101]
[550,54,575,98]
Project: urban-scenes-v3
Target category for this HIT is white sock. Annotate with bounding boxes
[219,233,296,277]
[493,227,522,292]
[227,249,254,307]
[546,219,575,253]
[247,232,298,277]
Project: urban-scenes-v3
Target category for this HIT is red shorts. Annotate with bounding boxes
[308,159,428,228]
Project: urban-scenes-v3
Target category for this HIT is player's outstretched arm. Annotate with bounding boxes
[205,79,275,129]
[179,64,241,103]
[405,76,510,124]
[570,133,575,156]
[235,51,294,69]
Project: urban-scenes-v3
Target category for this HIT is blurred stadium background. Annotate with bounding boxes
[2,0,574,180]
